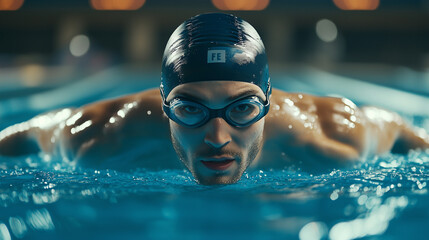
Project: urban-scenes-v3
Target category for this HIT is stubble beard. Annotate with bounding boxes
[170,132,263,185]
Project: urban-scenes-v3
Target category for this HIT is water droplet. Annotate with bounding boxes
[358,195,368,205]
[330,190,339,201]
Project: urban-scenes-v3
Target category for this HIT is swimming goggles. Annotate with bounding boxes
[163,96,270,128]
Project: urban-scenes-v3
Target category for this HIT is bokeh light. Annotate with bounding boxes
[315,19,338,43]
[0,0,24,10]
[90,0,145,10]
[8,217,27,239]
[212,0,270,11]
[0,223,11,240]
[333,0,380,10]
[69,35,90,57]
[299,222,328,240]
[20,64,46,87]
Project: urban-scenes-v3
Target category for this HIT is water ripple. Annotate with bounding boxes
[0,149,428,239]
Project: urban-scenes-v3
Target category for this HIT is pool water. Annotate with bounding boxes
[1,67,429,240]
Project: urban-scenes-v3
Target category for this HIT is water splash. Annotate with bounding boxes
[0,148,428,239]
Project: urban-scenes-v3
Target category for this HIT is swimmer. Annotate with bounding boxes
[1,13,428,185]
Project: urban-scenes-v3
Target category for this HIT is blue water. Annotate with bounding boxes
[1,67,429,240]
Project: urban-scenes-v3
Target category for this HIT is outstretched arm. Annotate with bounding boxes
[310,105,429,165]
[0,124,39,156]
[361,106,429,155]
[0,108,75,156]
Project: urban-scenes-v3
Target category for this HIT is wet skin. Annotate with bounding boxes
[1,81,429,184]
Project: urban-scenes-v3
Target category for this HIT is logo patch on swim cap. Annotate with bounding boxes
[207,50,226,63]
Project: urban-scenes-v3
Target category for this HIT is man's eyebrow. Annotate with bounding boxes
[225,89,264,102]
[175,89,263,103]
[174,92,205,102]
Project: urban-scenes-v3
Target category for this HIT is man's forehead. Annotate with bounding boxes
[166,81,265,104]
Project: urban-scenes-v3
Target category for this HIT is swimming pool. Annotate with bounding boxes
[1,66,428,240]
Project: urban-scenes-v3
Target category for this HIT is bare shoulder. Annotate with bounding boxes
[63,88,165,135]
[262,89,368,167]
[266,89,365,140]
[264,89,324,139]
[57,88,170,161]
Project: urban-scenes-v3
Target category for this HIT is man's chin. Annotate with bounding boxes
[193,174,241,185]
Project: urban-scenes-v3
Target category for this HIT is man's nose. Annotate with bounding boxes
[204,118,232,148]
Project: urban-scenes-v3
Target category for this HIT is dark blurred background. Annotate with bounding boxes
[1,0,429,97]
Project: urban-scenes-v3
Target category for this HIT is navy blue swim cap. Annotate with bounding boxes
[160,13,271,101]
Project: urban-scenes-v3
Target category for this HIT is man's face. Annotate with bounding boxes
[166,81,266,185]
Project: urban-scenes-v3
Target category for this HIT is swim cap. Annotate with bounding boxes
[160,13,271,101]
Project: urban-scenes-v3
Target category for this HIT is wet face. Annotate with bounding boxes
[166,81,266,185]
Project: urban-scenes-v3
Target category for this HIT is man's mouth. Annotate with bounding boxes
[200,157,235,171]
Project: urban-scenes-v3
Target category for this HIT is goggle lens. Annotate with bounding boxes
[226,100,263,125]
[172,101,208,126]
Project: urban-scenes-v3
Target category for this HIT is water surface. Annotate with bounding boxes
[1,68,429,239]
